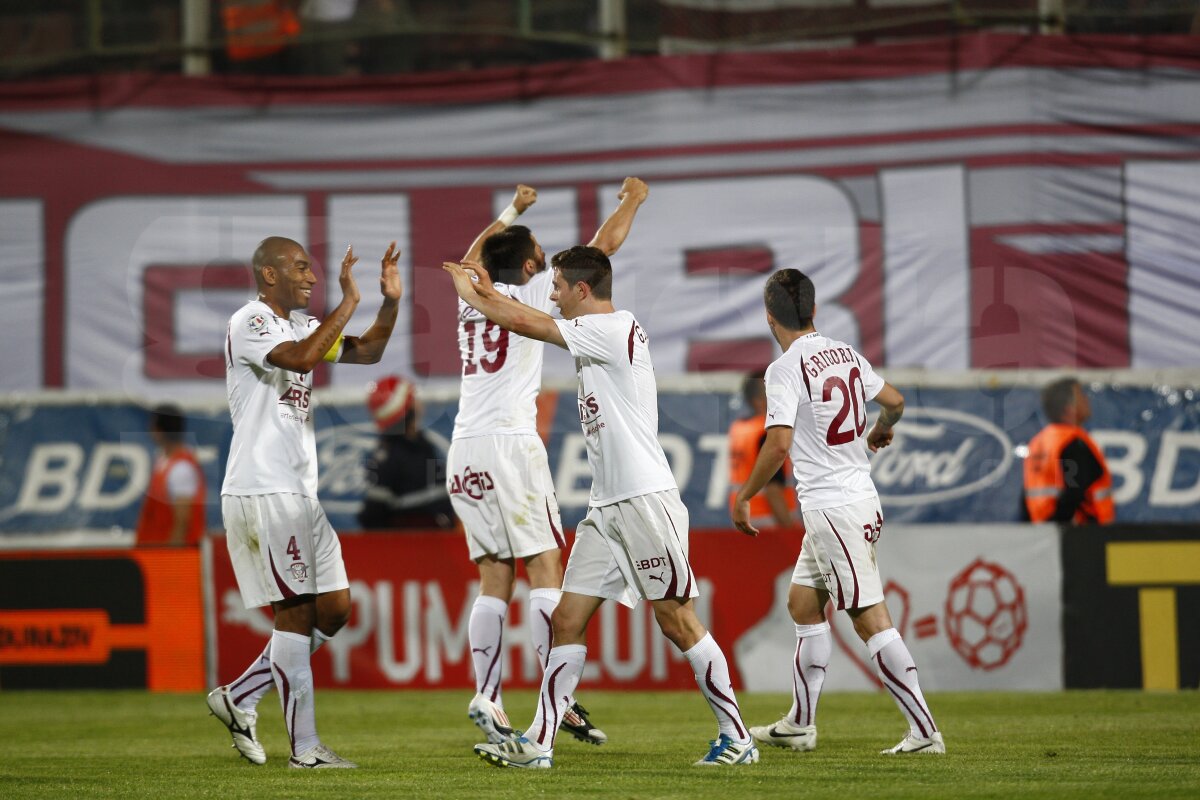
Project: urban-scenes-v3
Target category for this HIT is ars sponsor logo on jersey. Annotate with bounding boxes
[578,393,605,436]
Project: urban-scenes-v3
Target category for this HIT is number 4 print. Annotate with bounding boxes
[286,536,302,561]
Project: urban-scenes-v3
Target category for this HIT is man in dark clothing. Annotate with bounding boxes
[358,375,456,530]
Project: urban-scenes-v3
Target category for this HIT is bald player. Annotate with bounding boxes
[206,237,402,769]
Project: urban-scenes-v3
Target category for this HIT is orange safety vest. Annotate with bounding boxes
[136,450,206,546]
[1023,424,1114,524]
[221,0,301,61]
[728,415,797,521]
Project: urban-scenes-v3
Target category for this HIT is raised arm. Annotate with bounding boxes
[443,261,567,349]
[462,184,538,263]
[340,242,403,364]
[267,246,362,374]
[866,382,904,452]
[588,177,649,256]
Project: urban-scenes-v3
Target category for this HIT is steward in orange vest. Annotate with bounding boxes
[729,370,797,527]
[136,405,207,546]
[1023,378,1114,524]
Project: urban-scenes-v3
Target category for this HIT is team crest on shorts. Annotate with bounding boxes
[289,562,310,582]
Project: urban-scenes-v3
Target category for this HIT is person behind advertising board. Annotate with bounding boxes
[135,403,206,547]
[1022,377,1114,525]
[448,183,645,748]
[444,194,759,770]
[357,375,456,530]
[732,268,944,756]
[206,236,401,769]
[728,369,797,529]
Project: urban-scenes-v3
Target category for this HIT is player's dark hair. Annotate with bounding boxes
[149,403,186,444]
[764,269,815,331]
[481,225,536,284]
[742,369,767,406]
[552,245,612,300]
[1041,378,1080,423]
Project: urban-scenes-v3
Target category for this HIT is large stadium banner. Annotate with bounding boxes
[3,35,1200,396]
[206,525,1061,692]
[1,381,1196,540]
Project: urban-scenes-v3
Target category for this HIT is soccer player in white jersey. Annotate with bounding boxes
[451,184,645,747]
[732,268,944,756]
[207,236,402,769]
[443,215,758,770]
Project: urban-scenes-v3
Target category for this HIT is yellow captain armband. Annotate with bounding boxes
[323,334,345,363]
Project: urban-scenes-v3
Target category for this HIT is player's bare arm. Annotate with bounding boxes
[267,245,362,373]
[340,242,403,364]
[866,382,905,452]
[732,425,793,536]
[462,184,538,263]
[443,260,567,348]
[588,177,649,256]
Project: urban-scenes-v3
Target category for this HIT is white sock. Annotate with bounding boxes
[683,633,750,744]
[469,595,508,703]
[311,628,333,654]
[527,644,586,753]
[867,628,938,738]
[528,588,561,671]
[271,630,319,755]
[228,628,334,712]
[228,640,273,712]
[786,622,831,728]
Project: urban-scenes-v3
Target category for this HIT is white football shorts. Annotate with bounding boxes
[221,493,349,609]
[562,489,699,609]
[447,434,565,561]
[794,495,885,610]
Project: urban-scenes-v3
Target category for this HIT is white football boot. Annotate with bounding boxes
[206,686,266,765]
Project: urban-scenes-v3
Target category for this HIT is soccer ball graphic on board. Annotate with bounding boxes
[944,559,1028,671]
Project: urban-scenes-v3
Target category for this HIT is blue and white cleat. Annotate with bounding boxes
[474,736,553,769]
[694,734,760,766]
[468,693,516,744]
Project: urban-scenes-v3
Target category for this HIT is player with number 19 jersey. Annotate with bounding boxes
[765,331,885,511]
[448,269,564,561]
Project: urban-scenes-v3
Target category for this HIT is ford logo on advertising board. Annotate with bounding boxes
[315,421,452,515]
[871,408,1013,506]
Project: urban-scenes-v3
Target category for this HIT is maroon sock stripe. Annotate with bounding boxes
[272,664,296,755]
[793,638,811,726]
[483,617,504,702]
[875,652,936,736]
[233,678,274,707]
[822,511,859,609]
[704,662,747,740]
[538,610,553,670]
[230,666,272,693]
[536,662,567,746]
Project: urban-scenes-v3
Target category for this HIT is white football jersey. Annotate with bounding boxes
[452,269,555,439]
[221,300,320,498]
[765,331,886,511]
[554,310,676,507]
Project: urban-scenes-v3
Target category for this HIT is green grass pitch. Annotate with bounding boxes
[2,689,1197,799]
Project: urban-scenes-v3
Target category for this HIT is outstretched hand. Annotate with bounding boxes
[339,245,361,306]
[442,261,480,304]
[379,241,402,301]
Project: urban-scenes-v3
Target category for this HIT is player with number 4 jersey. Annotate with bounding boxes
[211,236,403,770]
[733,269,944,757]
[449,184,645,749]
